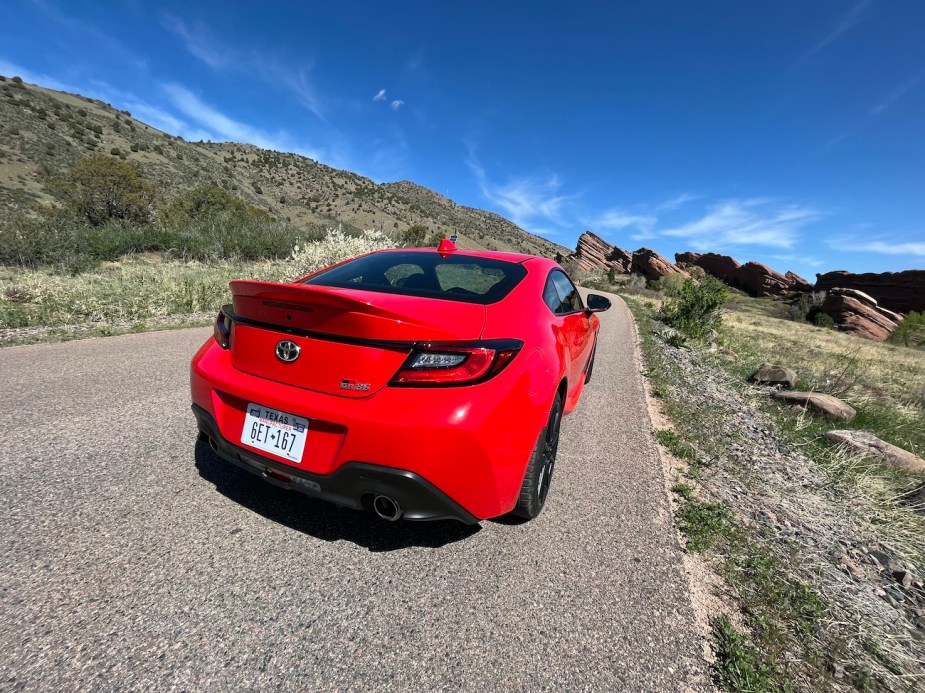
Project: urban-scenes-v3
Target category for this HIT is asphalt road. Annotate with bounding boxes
[0,295,710,691]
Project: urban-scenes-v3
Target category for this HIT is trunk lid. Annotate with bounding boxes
[228,280,485,397]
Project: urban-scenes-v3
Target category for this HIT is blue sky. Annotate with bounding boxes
[2,0,924,278]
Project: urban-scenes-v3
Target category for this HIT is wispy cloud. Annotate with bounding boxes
[589,210,657,242]
[654,192,700,212]
[772,253,824,268]
[838,239,925,257]
[801,0,872,62]
[160,12,324,119]
[161,82,323,160]
[161,15,231,69]
[660,199,822,250]
[466,146,574,232]
[0,58,78,93]
[869,71,924,116]
[30,0,148,71]
[595,211,657,231]
[825,69,924,147]
[373,88,386,101]
[390,99,405,111]
[260,61,324,120]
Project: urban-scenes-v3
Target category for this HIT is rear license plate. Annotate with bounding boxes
[241,403,309,463]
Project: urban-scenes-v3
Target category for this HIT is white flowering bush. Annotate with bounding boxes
[288,227,395,279]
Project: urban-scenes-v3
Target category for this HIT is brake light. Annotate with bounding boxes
[213,308,232,349]
[391,339,522,386]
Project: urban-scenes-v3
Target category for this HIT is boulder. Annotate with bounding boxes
[821,289,902,342]
[815,269,925,314]
[825,430,925,473]
[572,231,633,274]
[631,247,687,281]
[749,363,797,389]
[771,391,857,421]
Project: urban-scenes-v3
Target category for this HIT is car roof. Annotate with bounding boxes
[374,246,546,264]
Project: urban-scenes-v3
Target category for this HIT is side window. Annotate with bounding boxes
[551,271,584,313]
[543,275,565,313]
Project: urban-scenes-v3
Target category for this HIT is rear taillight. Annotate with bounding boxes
[390,339,523,386]
[213,308,233,349]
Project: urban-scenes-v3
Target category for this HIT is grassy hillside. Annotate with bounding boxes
[0,75,565,257]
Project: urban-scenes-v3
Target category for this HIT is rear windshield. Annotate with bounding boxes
[303,251,527,304]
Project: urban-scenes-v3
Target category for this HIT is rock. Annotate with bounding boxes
[674,252,810,297]
[749,362,797,389]
[785,271,814,293]
[631,247,687,281]
[739,261,792,297]
[821,289,902,341]
[674,252,701,268]
[571,231,634,274]
[815,269,925,314]
[840,555,864,578]
[825,430,925,473]
[771,391,857,421]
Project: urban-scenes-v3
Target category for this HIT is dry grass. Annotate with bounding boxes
[722,309,925,407]
[720,304,925,460]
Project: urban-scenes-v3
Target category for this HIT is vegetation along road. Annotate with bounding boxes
[0,292,710,690]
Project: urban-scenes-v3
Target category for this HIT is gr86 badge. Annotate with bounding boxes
[340,379,371,392]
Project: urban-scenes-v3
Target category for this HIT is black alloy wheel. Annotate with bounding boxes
[512,391,564,519]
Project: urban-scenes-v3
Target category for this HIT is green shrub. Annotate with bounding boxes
[110,147,121,156]
[0,209,304,271]
[166,184,269,225]
[889,311,925,348]
[811,311,835,328]
[656,272,687,297]
[788,291,826,322]
[658,276,727,341]
[48,154,156,226]
[400,223,428,246]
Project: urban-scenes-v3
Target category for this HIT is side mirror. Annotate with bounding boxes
[586,294,611,313]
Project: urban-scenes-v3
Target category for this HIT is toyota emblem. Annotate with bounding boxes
[275,340,300,363]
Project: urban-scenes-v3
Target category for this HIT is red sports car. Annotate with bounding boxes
[190,240,610,523]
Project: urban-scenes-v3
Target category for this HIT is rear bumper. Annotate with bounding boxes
[190,337,552,519]
[193,404,479,524]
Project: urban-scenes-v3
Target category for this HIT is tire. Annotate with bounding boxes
[584,340,597,384]
[511,391,564,520]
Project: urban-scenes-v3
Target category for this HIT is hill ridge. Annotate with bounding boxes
[0,75,566,258]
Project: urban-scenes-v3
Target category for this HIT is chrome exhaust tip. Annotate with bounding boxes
[208,436,219,452]
[372,495,403,521]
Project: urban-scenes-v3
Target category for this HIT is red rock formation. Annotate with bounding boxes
[572,231,612,273]
[631,248,687,281]
[572,231,633,274]
[815,270,925,314]
[739,261,791,297]
[609,246,633,273]
[785,271,813,293]
[675,252,810,297]
[674,252,701,268]
[821,288,903,341]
